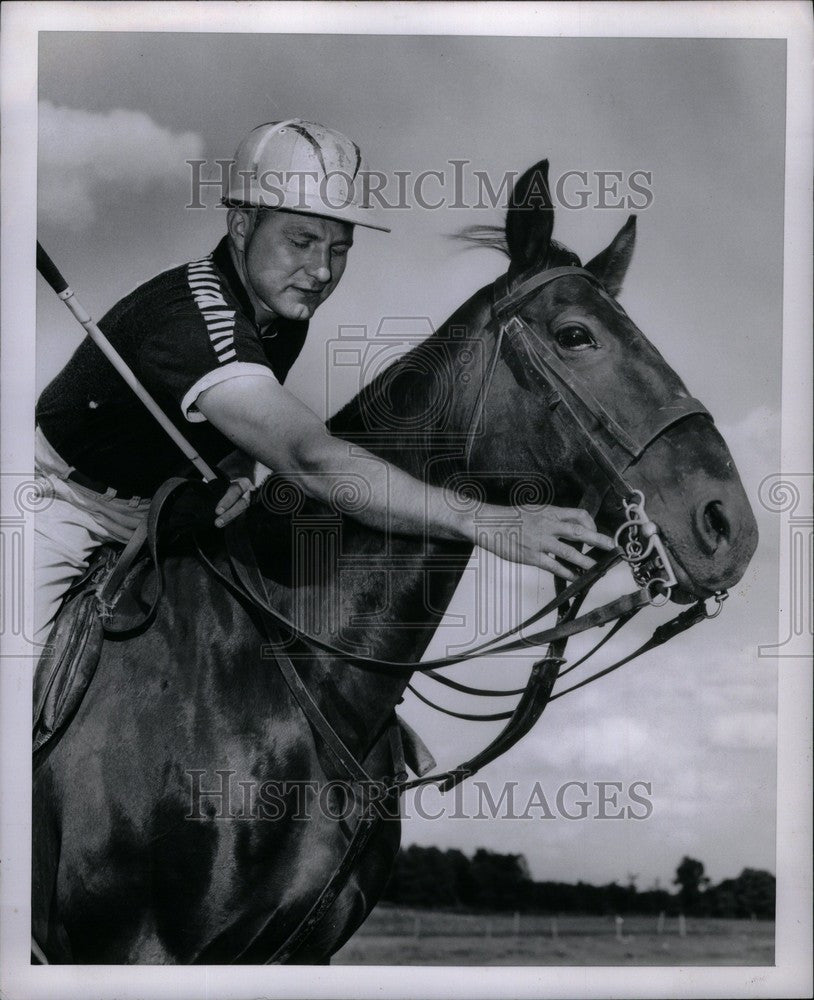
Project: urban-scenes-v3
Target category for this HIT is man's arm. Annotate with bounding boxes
[197,375,613,580]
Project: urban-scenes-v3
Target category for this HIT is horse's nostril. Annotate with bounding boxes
[704,500,730,544]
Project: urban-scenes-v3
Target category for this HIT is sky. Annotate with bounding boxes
[33,31,786,888]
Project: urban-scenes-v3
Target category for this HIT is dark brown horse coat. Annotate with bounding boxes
[32,160,758,964]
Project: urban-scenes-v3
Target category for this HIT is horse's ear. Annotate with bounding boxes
[505,159,554,275]
[584,215,636,296]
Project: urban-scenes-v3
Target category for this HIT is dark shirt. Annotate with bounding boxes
[36,236,308,496]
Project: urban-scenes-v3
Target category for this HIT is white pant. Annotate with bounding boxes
[34,427,151,648]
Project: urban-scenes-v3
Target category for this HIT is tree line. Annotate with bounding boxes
[382,847,775,919]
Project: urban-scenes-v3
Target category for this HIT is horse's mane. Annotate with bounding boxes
[449,224,582,269]
[450,224,510,256]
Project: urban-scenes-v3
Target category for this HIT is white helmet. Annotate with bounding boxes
[224,119,390,232]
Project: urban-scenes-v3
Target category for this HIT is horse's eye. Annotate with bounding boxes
[555,324,596,351]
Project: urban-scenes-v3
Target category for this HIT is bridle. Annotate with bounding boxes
[397,264,728,727]
[193,263,731,964]
[198,261,732,789]
[467,264,715,603]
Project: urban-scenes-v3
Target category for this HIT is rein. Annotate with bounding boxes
[194,264,728,781]
[406,266,724,721]
[192,264,728,964]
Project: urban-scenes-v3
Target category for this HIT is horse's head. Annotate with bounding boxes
[464,160,758,601]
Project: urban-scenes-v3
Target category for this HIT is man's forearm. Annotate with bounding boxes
[196,375,611,579]
[263,424,487,546]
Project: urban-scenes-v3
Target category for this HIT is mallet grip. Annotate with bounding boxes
[36,242,70,295]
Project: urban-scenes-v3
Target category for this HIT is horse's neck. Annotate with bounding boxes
[329,286,495,483]
[265,288,495,754]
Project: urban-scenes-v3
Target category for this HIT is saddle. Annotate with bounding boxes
[32,476,206,754]
[31,476,436,777]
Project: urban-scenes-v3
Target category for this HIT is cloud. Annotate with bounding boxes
[709,710,776,749]
[531,713,653,768]
[38,101,204,229]
[718,403,782,502]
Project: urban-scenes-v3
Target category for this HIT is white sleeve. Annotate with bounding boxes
[180,362,280,423]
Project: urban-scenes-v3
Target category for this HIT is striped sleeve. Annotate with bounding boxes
[187,258,239,363]
[136,253,279,423]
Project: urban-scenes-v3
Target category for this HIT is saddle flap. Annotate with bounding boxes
[33,476,221,756]
[32,546,119,753]
[101,560,160,633]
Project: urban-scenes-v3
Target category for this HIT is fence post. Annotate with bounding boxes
[614,915,624,941]
[657,911,665,935]
[678,913,687,938]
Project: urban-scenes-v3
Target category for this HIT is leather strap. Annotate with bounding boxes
[224,549,397,965]
[257,627,389,964]
[463,321,506,473]
[501,314,712,503]
[97,477,190,625]
[492,266,602,317]
[487,267,714,517]
[99,476,227,632]
[396,597,709,793]
[399,579,580,792]
[263,811,381,964]
[212,525,643,674]
[549,599,708,701]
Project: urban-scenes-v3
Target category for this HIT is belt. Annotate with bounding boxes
[36,425,145,502]
[65,468,142,502]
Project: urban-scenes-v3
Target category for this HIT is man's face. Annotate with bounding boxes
[243,210,354,322]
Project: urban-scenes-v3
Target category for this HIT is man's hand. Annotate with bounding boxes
[477,505,616,582]
[214,476,254,528]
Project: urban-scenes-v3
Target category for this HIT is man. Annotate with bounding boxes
[34,119,612,647]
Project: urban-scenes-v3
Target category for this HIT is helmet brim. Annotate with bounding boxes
[223,194,391,233]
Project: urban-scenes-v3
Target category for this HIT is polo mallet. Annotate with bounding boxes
[36,241,218,483]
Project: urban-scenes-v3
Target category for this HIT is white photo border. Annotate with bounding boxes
[1,3,811,998]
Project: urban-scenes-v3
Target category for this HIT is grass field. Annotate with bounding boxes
[333,906,775,966]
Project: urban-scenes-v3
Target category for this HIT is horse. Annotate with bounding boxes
[32,159,758,964]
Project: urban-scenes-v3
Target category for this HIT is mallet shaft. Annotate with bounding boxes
[36,242,218,483]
